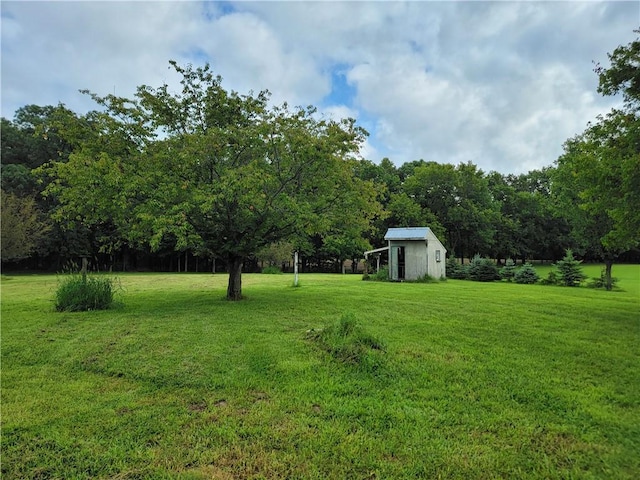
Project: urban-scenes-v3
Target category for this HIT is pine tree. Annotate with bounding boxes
[499,258,517,282]
[555,249,587,287]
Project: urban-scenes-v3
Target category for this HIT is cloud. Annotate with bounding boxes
[2,0,638,174]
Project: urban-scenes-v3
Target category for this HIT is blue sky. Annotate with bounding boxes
[1,1,638,174]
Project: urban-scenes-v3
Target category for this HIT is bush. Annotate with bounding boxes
[499,259,517,282]
[306,313,386,371]
[262,265,283,274]
[446,256,468,279]
[540,270,561,286]
[55,273,117,312]
[514,263,539,284]
[467,255,499,282]
[555,249,586,287]
[587,268,619,290]
[367,266,389,282]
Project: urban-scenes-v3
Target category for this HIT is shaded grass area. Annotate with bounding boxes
[2,267,639,479]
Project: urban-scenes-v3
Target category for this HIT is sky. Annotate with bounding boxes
[1,1,638,174]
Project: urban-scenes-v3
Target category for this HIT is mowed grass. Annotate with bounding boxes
[2,265,639,479]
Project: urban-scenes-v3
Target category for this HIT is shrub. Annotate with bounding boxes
[467,255,499,282]
[55,273,117,312]
[555,249,587,287]
[587,268,619,290]
[499,258,517,282]
[540,270,561,286]
[262,265,283,274]
[369,266,389,282]
[446,256,468,279]
[514,263,539,284]
[306,313,386,371]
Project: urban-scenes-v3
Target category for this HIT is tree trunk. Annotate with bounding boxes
[227,256,244,301]
[604,258,613,291]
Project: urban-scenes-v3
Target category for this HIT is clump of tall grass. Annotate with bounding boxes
[306,313,386,371]
[55,271,118,312]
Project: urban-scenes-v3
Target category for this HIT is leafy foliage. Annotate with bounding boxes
[41,62,380,299]
[595,30,640,109]
[256,241,293,268]
[368,265,390,282]
[554,32,640,290]
[404,162,498,260]
[1,189,50,263]
[5,33,640,277]
[587,269,620,290]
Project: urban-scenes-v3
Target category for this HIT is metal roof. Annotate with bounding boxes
[384,227,431,241]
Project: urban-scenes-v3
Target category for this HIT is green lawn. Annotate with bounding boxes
[2,266,639,479]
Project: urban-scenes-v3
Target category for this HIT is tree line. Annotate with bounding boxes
[2,34,638,297]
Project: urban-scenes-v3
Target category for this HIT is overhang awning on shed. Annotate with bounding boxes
[363,246,389,258]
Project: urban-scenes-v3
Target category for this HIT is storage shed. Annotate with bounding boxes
[365,227,447,281]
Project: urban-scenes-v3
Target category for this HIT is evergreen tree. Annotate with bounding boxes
[555,249,587,287]
[499,258,517,282]
[514,263,540,284]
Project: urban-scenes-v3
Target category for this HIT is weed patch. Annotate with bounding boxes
[306,313,386,371]
[55,273,119,312]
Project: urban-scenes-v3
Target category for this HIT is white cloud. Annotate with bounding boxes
[2,0,638,174]
[194,11,330,107]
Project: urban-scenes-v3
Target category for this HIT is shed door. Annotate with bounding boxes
[390,246,405,280]
[390,246,399,280]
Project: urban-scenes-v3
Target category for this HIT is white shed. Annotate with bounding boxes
[365,227,447,281]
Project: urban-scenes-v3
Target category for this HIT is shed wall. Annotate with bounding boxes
[388,241,428,280]
[388,238,446,280]
[425,230,446,279]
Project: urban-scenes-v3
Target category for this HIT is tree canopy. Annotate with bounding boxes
[42,62,380,299]
[4,32,640,292]
[554,32,640,289]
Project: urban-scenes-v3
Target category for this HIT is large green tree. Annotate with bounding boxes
[44,62,379,299]
[489,169,569,263]
[554,33,640,289]
[404,161,497,260]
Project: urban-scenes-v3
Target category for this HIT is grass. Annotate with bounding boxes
[54,272,118,312]
[2,265,639,479]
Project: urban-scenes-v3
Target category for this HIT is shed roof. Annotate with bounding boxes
[384,227,431,241]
